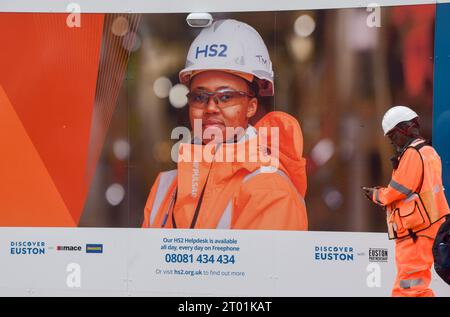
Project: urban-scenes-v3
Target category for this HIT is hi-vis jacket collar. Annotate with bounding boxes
[143,111,308,230]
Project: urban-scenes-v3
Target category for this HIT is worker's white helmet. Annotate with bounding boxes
[382,106,419,135]
[179,19,274,96]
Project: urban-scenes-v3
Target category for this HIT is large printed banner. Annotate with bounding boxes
[0,5,438,230]
[1,228,449,296]
[0,1,449,296]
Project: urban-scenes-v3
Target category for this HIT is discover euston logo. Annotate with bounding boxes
[9,242,104,255]
[10,241,46,255]
[314,245,354,261]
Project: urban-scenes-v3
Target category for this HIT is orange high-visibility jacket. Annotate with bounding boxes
[142,111,308,230]
[372,139,450,239]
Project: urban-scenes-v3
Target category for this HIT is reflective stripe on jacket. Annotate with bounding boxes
[372,139,450,239]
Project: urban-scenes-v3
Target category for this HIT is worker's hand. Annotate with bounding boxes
[361,186,376,202]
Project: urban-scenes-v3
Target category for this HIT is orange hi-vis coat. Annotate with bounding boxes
[371,138,450,296]
[142,111,308,230]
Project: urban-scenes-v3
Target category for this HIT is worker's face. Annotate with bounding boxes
[188,71,258,144]
[387,129,410,153]
[386,121,419,153]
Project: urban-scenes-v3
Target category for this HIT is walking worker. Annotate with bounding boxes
[142,19,308,230]
[363,105,450,296]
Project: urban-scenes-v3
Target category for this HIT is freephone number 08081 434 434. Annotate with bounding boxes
[164,253,236,264]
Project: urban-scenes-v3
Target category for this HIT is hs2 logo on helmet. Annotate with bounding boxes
[195,44,228,59]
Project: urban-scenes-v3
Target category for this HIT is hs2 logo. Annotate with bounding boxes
[195,44,228,59]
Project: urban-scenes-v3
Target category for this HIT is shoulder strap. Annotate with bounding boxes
[405,139,427,194]
[411,141,428,151]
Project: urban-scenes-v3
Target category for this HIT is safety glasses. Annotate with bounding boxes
[186,89,255,109]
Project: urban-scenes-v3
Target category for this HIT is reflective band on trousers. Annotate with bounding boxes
[390,179,414,197]
[399,278,423,289]
[150,169,177,226]
[215,167,306,229]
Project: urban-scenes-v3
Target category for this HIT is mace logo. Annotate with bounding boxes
[314,245,354,261]
[369,248,388,262]
[56,245,82,252]
[86,244,103,254]
[10,241,46,255]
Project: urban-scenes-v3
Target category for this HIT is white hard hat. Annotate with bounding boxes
[382,106,419,135]
[179,19,274,96]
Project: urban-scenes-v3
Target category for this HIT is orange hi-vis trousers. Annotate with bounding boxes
[392,218,444,297]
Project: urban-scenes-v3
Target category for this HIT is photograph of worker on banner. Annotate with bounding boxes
[141,19,308,230]
[0,5,443,233]
[363,106,450,296]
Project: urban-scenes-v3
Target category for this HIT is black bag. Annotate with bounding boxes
[433,216,450,285]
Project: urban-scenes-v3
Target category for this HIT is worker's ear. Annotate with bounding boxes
[246,97,258,119]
